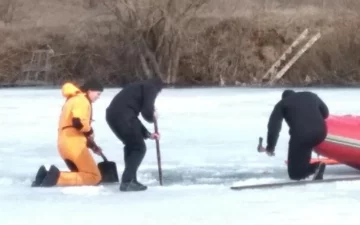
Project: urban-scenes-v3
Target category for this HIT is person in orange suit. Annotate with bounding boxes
[31,78,104,187]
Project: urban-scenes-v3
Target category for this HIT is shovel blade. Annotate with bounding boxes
[98,161,119,183]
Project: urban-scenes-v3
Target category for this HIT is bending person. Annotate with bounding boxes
[265,89,329,180]
[106,77,163,192]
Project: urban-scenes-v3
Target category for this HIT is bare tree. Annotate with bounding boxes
[0,0,18,24]
[101,0,209,84]
[84,0,98,8]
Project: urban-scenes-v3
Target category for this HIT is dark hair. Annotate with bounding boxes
[80,78,104,92]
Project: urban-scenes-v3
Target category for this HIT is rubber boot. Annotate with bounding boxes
[313,163,326,180]
[120,179,147,192]
[31,165,48,187]
[40,165,60,187]
[134,179,147,190]
[133,175,147,190]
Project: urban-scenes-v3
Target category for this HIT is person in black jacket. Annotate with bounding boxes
[106,77,163,192]
[265,89,329,181]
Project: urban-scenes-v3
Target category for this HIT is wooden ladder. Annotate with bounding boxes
[261,29,321,85]
[19,49,53,85]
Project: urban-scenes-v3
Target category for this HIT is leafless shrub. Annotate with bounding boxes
[83,0,98,8]
[98,0,210,84]
[2,0,360,86]
[0,0,19,24]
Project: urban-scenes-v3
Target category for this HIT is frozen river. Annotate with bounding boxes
[1,86,360,225]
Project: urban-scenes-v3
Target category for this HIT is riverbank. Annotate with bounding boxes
[1,0,360,86]
[2,82,360,90]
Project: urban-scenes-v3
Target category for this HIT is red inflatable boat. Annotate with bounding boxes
[314,115,360,170]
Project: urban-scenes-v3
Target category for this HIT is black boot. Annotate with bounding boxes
[40,165,60,187]
[313,162,326,180]
[31,165,48,187]
[120,179,147,192]
[134,179,147,189]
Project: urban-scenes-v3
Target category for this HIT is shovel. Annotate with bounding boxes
[97,152,119,183]
[88,138,119,183]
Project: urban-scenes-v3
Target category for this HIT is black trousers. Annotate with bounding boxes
[287,129,327,180]
[106,112,146,183]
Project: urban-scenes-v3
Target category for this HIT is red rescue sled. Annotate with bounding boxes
[313,115,360,170]
[285,158,339,165]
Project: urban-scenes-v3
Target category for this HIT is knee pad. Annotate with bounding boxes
[64,159,78,172]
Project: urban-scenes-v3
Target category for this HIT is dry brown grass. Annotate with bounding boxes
[1,0,360,86]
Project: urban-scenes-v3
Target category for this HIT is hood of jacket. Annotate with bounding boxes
[61,82,82,98]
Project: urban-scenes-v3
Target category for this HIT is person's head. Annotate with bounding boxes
[281,89,295,100]
[80,78,104,103]
[147,76,164,94]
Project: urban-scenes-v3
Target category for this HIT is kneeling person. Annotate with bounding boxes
[265,89,329,180]
[31,78,104,187]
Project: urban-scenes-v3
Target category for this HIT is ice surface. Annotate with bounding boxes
[1,87,360,225]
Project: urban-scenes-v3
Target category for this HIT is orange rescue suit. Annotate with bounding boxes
[56,83,101,186]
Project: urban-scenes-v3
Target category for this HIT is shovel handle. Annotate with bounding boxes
[100,152,108,162]
[87,137,107,161]
[90,140,108,162]
[94,143,107,162]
